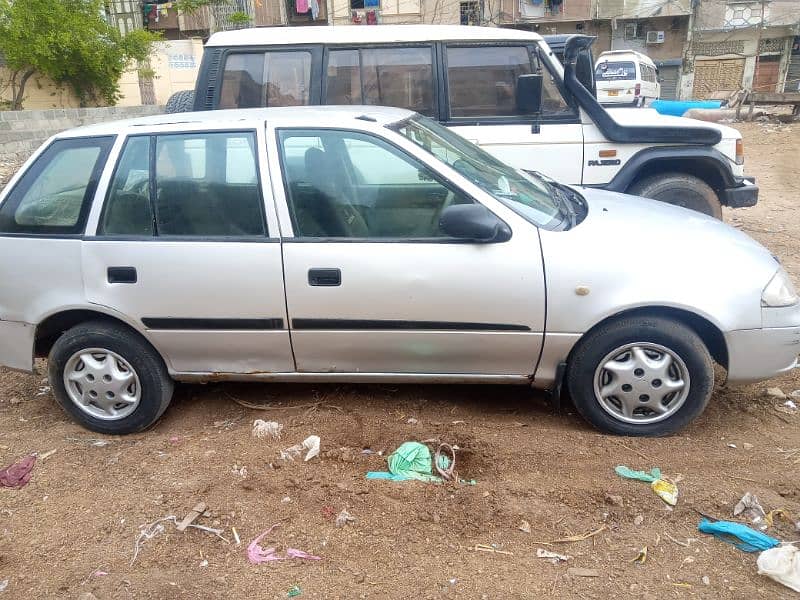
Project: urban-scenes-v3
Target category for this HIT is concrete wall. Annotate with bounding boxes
[596,0,691,19]
[609,15,688,60]
[0,105,163,161]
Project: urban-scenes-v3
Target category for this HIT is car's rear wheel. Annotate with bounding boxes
[566,315,714,436]
[49,321,174,434]
[628,172,723,219]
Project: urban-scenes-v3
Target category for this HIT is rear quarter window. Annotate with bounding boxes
[0,136,114,235]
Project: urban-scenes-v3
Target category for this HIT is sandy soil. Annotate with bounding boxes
[0,121,799,599]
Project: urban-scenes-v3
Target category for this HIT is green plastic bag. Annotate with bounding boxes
[615,465,661,483]
[366,441,442,482]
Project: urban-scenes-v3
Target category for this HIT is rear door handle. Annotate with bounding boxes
[107,267,137,284]
[308,268,341,287]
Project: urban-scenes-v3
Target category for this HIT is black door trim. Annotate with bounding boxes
[292,318,530,332]
[142,317,284,330]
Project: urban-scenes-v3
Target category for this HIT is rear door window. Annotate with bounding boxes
[595,61,637,80]
[0,136,113,234]
[99,132,266,238]
[324,47,435,116]
[219,51,312,109]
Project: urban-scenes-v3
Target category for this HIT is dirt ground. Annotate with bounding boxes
[1,120,799,599]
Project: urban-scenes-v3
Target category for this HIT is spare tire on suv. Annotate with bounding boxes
[165,90,196,114]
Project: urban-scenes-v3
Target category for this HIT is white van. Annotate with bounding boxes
[595,50,661,107]
[165,25,756,218]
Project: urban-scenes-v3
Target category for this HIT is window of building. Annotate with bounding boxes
[219,51,311,109]
[0,137,113,235]
[460,1,479,25]
[325,47,434,116]
[99,132,265,238]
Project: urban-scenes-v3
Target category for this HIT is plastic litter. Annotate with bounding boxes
[734,492,767,528]
[0,580,7,593]
[252,420,283,440]
[366,441,441,482]
[335,509,356,527]
[536,548,570,562]
[0,454,36,489]
[632,546,648,564]
[697,519,780,552]
[131,515,227,565]
[247,524,322,564]
[287,585,302,597]
[280,436,321,462]
[615,465,678,506]
[757,545,800,593]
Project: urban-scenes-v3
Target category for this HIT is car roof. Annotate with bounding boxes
[206,24,543,47]
[596,50,654,63]
[54,106,416,139]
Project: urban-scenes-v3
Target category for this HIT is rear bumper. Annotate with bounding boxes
[0,319,34,372]
[722,176,759,208]
[725,325,800,385]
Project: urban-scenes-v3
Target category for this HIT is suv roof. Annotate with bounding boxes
[206,24,543,47]
[55,106,416,139]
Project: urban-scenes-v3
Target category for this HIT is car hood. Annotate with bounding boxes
[604,107,741,140]
[538,187,778,333]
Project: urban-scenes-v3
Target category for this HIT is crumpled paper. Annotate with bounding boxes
[280,435,320,462]
[734,492,767,528]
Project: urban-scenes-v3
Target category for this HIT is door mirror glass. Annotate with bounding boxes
[439,204,511,243]
[515,73,543,115]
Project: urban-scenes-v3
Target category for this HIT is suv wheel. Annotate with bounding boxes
[165,90,196,114]
[628,172,722,219]
[566,315,714,436]
[48,321,174,434]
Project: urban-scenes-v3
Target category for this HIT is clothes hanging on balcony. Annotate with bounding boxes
[366,9,377,24]
[296,0,309,14]
[309,0,320,19]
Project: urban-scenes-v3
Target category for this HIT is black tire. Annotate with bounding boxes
[165,90,196,114]
[566,315,714,437]
[48,321,174,435]
[628,172,723,219]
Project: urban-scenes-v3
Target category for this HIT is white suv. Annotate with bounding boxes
[166,25,757,220]
[1,107,797,437]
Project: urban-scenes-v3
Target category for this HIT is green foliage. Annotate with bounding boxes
[227,11,253,26]
[0,0,161,109]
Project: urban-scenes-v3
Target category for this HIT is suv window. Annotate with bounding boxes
[0,136,113,235]
[278,129,471,238]
[99,132,266,237]
[219,51,311,109]
[445,46,573,119]
[325,47,434,116]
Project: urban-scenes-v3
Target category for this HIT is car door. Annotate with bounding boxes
[81,127,294,375]
[268,122,546,377]
[443,44,584,185]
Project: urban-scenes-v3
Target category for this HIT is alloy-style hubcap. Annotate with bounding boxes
[63,348,141,421]
[593,342,690,424]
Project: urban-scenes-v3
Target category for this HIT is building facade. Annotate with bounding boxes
[685,0,800,98]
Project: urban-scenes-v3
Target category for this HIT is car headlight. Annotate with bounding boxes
[762,267,800,307]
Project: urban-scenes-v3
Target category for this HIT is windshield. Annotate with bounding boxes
[390,115,561,228]
[595,61,636,80]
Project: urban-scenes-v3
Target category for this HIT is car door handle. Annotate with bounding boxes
[107,266,137,284]
[308,268,341,287]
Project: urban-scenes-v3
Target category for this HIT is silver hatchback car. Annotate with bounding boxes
[0,107,798,436]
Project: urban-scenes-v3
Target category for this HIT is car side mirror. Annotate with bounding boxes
[516,73,543,115]
[439,204,511,243]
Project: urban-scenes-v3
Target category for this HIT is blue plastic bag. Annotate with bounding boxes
[697,519,780,552]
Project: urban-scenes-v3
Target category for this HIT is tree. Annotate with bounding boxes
[0,0,160,110]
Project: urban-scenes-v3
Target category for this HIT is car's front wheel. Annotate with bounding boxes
[49,321,174,434]
[628,172,723,219]
[566,315,714,436]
